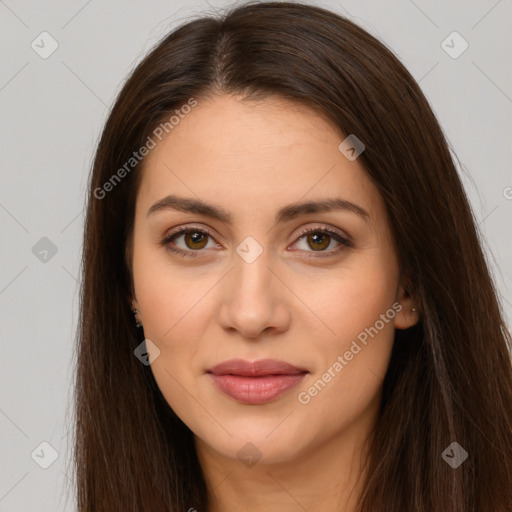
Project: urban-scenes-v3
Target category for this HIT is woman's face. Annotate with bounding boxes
[130,94,416,466]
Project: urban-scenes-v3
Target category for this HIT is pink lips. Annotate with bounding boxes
[207,358,308,405]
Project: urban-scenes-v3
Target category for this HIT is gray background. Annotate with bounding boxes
[1,0,511,510]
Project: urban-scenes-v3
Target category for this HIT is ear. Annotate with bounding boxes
[394,275,420,330]
[129,295,143,327]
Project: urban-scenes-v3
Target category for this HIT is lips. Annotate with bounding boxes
[207,358,308,405]
[208,358,308,376]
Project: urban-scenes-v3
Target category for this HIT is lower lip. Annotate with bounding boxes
[208,373,307,405]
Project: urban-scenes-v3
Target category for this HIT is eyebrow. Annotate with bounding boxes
[146,194,370,224]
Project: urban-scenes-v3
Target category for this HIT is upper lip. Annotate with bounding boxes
[207,358,308,377]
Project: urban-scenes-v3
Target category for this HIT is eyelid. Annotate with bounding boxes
[288,224,352,259]
[291,224,351,245]
[162,224,216,244]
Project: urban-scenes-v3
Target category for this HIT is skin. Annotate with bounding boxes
[129,94,419,512]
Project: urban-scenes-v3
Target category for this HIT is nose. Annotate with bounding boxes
[217,250,291,339]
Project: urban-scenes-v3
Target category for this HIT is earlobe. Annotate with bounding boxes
[394,280,420,330]
[394,304,420,330]
[130,297,143,328]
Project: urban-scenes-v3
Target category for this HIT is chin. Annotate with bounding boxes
[198,428,312,467]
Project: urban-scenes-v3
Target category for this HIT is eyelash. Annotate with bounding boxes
[160,224,352,259]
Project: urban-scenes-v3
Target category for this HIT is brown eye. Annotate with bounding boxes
[291,226,352,257]
[161,227,217,257]
[161,225,352,259]
[182,231,209,250]
[305,232,331,251]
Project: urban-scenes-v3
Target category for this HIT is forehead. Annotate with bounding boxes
[136,94,384,225]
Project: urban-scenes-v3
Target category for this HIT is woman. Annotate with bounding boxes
[74,1,512,510]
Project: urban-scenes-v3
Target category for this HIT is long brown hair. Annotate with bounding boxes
[74,1,512,510]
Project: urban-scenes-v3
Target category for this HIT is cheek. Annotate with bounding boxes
[308,253,399,345]
[296,254,398,415]
[131,244,214,406]
[132,239,213,340]
[132,253,214,428]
